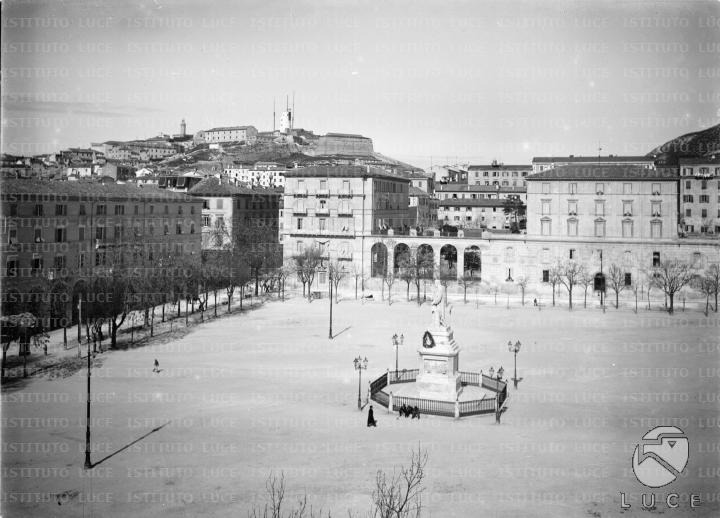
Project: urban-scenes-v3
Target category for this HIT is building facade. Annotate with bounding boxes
[408,187,438,229]
[198,126,258,144]
[438,198,511,230]
[467,163,531,187]
[1,180,202,319]
[679,157,720,236]
[531,155,655,174]
[525,165,678,240]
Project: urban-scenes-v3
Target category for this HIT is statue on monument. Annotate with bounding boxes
[431,279,452,328]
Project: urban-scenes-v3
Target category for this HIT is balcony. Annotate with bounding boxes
[596,191,604,196]
[568,211,577,216]
[338,189,353,198]
[652,212,662,218]
[316,207,330,215]
[652,191,661,196]
[316,189,330,198]
[292,207,307,215]
[294,189,308,197]
[623,212,633,217]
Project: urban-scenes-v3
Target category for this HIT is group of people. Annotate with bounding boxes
[398,403,420,419]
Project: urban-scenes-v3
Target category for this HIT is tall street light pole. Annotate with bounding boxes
[508,340,521,389]
[328,270,333,339]
[84,322,92,469]
[353,356,368,410]
[392,333,404,378]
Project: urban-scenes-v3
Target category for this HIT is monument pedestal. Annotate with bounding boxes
[416,325,462,401]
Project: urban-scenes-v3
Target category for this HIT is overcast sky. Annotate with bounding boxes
[1,0,717,167]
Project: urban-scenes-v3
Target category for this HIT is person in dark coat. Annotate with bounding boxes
[412,406,420,419]
[153,359,160,373]
[367,405,377,427]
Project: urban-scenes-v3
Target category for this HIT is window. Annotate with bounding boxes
[34,204,44,216]
[78,253,86,268]
[652,251,660,267]
[700,195,709,203]
[685,180,692,189]
[55,227,66,242]
[79,204,86,215]
[702,209,708,218]
[623,183,632,195]
[9,204,17,217]
[31,256,43,272]
[541,218,551,236]
[568,201,577,215]
[542,248,550,263]
[651,183,661,195]
[55,204,67,216]
[203,200,209,210]
[114,205,125,215]
[6,257,18,277]
[149,205,154,214]
[567,219,578,236]
[95,252,106,266]
[541,200,551,215]
[320,179,327,190]
[541,183,550,194]
[297,217,303,230]
[595,183,604,195]
[202,215,210,227]
[164,204,170,214]
[54,255,66,270]
[114,225,123,239]
[164,224,169,235]
[650,221,662,238]
[542,270,550,282]
[594,219,606,238]
[34,227,43,243]
[190,223,195,234]
[296,241,304,253]
[651,202,661,217]
[215,216,224,229]
[622,219,633,238]
[176,222,182,234]
[683,195,694,203]
[319,218,327,231]
[594,201,604,216]
[134,205,139,215]
[569,249,576,260]
[701,180,708,190]
[149,224,154,235]
[624,273,632,286]
[178,206,183,215]
[96,205,106,215]
[8,227,17,244]
[622,201,633,216]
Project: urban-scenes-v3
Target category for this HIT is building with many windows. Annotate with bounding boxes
[408,186,438,229]
[187,177,280,251]
[437,198,512,230]
[525,165,678,240]
[1,179,202,321]
[467,163,531,187]
[436,183,526,203]
[679,157,720,236]
[196,126,258,144]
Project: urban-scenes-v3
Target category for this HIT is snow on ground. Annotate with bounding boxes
[2,296,719,517]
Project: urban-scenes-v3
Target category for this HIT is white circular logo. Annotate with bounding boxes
[632,426,689,488]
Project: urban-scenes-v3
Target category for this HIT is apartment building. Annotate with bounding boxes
[679,157,720,236]
[525,165,678,240]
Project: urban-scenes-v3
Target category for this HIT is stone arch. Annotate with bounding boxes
[464,245,481,278]
[393,243,411,273]
[371,242,388,278]
[417,244,435,279]
[440,244,457,280]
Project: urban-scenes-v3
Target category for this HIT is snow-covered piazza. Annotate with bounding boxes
[3,294,719,517]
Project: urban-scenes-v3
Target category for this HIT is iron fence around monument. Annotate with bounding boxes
[388,369,419,384]
[459,371,481,386]
[392,395,456,418]
[459,398,495,416]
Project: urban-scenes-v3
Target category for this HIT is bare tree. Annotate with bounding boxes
[371,447,428,518]
[328,260,347,304]
[649,260,696,314]
[293,247,323,302]
[694,273,715,316]
[516,276,528,306]
[276,259,294,302]
[558,261,585,310]
[412,248,434,306]
[704,263,720,312]
[606,264,628,309]
[248,472,330,518]
[396,254,416,302]
[383,270,396,306]
[548,265,562,307]
[578,270,593,309]
[351,263,365,300]
[457,272,477,304]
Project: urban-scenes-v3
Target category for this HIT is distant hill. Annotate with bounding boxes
[647,123,720,164]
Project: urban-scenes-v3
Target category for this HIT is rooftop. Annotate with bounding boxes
[532,155,654,164]
[284,165,410,182]
[438,198,509,208]
[205,125,256,132]
[188,177,280,197]
[467,164,531,170]
[0,179,199,201]
[408,186,430,197]
[437,184,526,192]
[526,164,678,181]
[678,156,720,165]
[323,133,370,139]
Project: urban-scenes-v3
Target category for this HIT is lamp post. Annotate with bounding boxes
[508,340,521,389]
[353,356,368,410]
[392,333,404,378]
[84,327,92,469]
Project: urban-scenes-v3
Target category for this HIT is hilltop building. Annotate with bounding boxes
[531,155,655,174]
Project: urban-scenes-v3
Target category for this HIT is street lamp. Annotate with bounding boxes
[391,333,404,378]
[508,340,521,389]
[353,356,368,410]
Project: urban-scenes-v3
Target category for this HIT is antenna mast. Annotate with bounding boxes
[273,98,276,132]
[292,91,295,131]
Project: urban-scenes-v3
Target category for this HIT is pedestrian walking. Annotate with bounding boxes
[153,359,159,373]
[533,298,537,306]
[367,405,377,427]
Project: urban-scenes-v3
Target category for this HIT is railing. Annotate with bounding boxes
[392,395,456,418]
[459,371,481,386]
[481,373,507,393]
[388,369,419,384]
[369,372,388,395]
[459,398,495,416]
